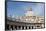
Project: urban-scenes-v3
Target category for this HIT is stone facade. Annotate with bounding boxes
[6,16,45,30]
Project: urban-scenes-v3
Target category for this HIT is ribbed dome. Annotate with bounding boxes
[25,8,33,16]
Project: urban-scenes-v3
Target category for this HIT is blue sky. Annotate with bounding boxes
[7,2,44,17]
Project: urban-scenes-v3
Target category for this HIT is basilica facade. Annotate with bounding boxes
[6,8,45,30]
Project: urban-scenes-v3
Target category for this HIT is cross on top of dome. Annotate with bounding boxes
[26,7,32,11]
[28,7,32,11]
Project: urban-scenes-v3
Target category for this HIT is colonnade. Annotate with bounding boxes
[6,24,42,30]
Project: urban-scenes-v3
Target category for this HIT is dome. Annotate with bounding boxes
[25,7,34,16]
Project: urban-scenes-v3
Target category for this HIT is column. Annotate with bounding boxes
[41,24,44,28]
[35,25,37,29]
[24,26,26,30]
[27,26,29,29]
[33,26,36,29]
[30,26,32,29]
[17,26,19,30]
[20,26,22,30]
[9,25,11,30]
[13,25,15,30]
